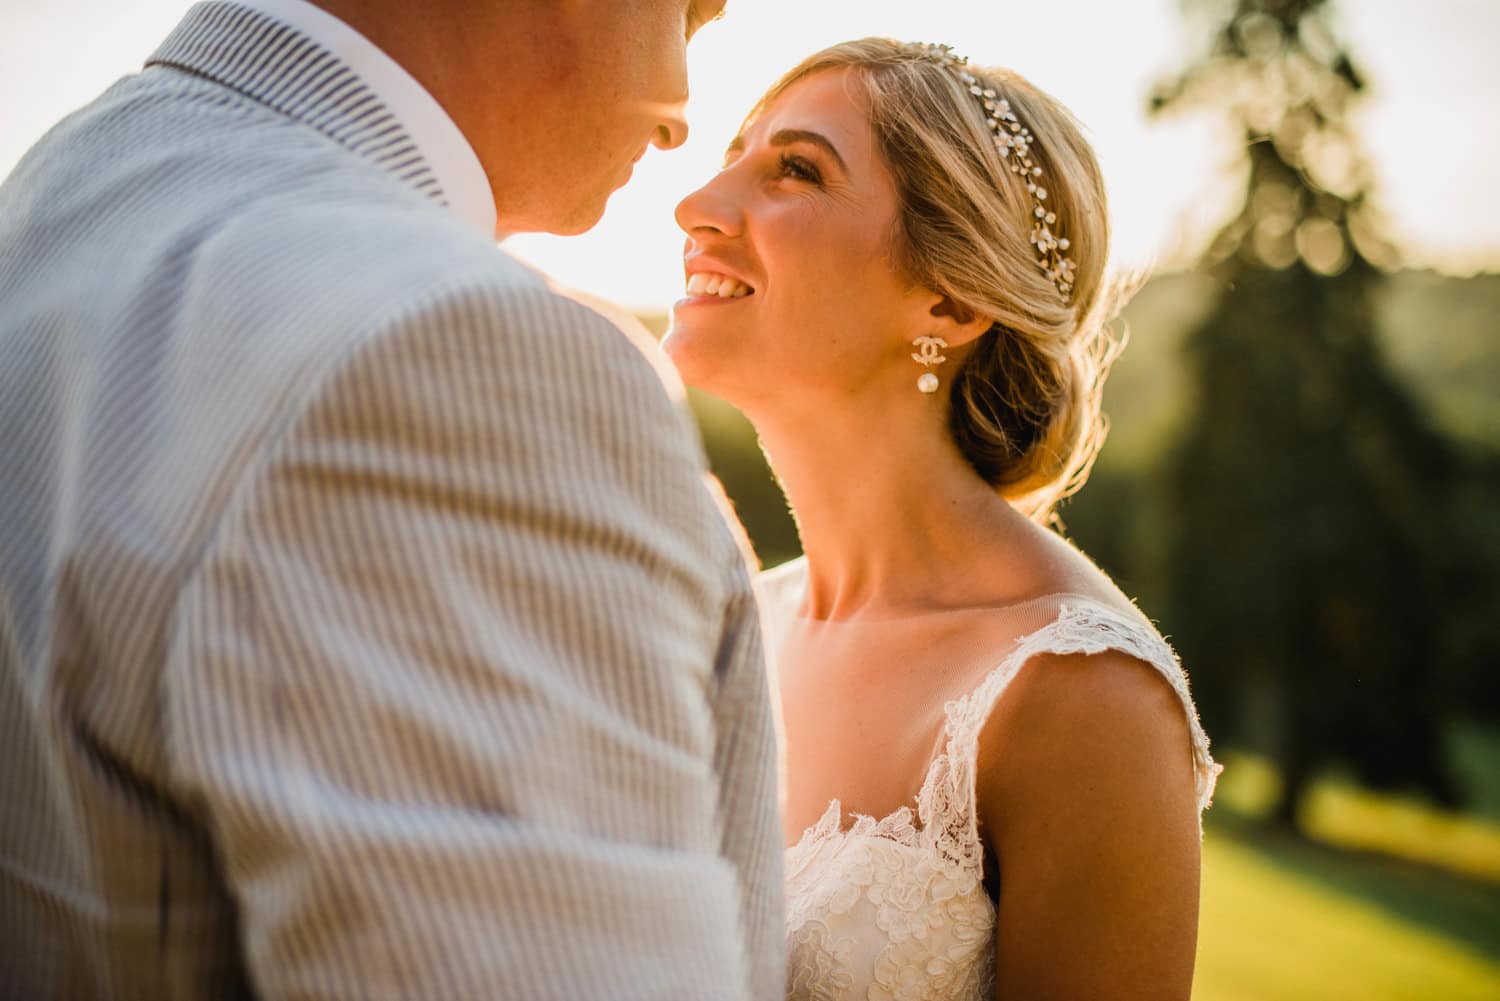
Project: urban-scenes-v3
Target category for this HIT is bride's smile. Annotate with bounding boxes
[667,68,946,410]
[681,265,755,301]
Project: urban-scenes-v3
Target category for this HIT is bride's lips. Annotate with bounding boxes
[677,254,757,308]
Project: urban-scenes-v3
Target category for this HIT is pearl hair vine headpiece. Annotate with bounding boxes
[917,43,1076,300]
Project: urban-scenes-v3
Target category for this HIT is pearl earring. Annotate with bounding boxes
[911,335,948,394]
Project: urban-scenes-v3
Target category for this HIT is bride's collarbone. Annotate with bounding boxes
[777,605,1038,697]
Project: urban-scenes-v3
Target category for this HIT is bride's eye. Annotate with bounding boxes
[778,153,822,185]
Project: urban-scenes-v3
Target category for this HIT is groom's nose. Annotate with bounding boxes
[651,100,689,151]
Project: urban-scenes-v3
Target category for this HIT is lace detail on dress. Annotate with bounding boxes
[918,600,1224,877]
[785,800,991,1001]
[770,561,1223,1000]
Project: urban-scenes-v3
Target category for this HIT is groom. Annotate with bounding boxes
[0,1,783,998]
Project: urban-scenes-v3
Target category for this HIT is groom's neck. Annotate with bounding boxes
[306,0,577,227]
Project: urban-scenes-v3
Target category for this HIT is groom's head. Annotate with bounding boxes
[316,0,727,236]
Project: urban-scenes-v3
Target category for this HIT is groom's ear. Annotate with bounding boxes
[926,294,994,347]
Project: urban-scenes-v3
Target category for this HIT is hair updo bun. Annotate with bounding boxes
[753,39,1127,522]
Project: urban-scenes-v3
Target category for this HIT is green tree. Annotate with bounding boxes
[1149,0,1463,826]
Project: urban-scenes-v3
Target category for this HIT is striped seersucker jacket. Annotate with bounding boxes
[0,3,785,998]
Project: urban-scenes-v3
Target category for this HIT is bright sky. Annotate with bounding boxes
[3,0,1496,310]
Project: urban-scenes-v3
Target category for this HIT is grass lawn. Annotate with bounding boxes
[1193,735,1500,1000]
[1196,814,1500,1000]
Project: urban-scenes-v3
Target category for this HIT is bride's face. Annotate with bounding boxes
[666,68,932,410]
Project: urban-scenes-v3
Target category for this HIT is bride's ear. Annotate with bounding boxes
[926,294,994,347]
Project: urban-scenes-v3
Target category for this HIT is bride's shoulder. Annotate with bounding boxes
[1014,523,1153,627]
[970,592,1220,823]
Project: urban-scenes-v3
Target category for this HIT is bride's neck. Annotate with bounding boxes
[752,406,1028,621]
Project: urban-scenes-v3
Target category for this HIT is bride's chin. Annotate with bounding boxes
[662,337,748,402]
[660,330,716,389]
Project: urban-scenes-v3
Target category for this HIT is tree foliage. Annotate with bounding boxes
[1149,0,1467,824]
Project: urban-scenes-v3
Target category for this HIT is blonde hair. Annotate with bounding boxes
[755,39,1128,522]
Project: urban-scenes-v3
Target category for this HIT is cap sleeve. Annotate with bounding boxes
[916,598,1222,869]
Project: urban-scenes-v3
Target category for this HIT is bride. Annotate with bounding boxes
[665,39,1222,1000]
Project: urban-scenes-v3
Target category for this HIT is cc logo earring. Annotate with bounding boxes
[911,335,948,394]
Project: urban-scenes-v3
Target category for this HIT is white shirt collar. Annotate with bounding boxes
[242,0,497,238]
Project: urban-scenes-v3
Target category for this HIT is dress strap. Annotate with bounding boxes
[754,556,809,648]
[915,598,1222,871]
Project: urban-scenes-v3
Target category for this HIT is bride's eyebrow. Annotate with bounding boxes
[722,129,849,172]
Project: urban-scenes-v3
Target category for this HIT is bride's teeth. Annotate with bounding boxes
[686,272,753,298]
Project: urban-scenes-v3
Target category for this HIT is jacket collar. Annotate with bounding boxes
[147,1,454,215]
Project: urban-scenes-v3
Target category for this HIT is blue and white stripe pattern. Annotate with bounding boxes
[0,3,785,998]
[151,0,446,201]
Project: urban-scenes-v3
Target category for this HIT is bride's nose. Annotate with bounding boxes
[675,174,744,239]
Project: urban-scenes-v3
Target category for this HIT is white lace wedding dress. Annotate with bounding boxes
[759,559,1222,1001]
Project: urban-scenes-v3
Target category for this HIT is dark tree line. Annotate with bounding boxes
[1145,0,1486,826]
